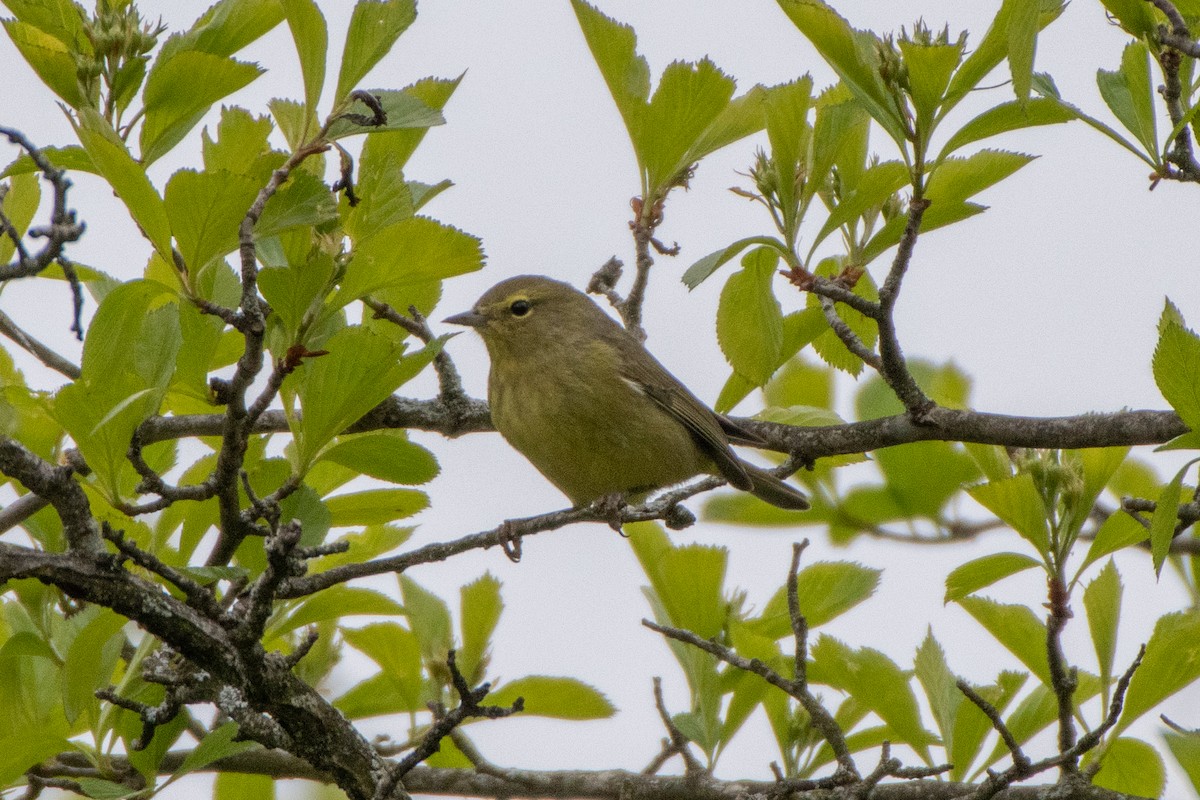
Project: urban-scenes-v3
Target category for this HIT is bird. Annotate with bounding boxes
[444,275,809,512]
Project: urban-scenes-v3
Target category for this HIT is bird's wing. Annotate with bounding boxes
[616,341,753,491]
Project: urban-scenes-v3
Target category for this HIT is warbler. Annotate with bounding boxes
[445,275,809,511]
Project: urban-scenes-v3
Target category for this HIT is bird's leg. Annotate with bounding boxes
[591,492,629,534]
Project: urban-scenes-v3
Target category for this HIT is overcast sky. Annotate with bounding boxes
[2,1,1198,797]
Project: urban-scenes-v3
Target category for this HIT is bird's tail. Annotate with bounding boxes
[742,462,809,511]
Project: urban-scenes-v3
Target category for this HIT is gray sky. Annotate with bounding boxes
[2,1,1197,796]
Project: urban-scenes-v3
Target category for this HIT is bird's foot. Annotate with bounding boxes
[497,519,523,562]
[592,493,629,535]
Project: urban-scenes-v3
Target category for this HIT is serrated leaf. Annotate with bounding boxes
[809,159,909,257]
[326,488,428,526]
[682,236,785,289]
[173,722,259,780]
[774,0,907,148]
[0,172,39,265]
[1150,460,1196,577]
[914,631,961,758]
[755,561,879,638]
[487,676,614,720]
[399,575,452,663]
[141,51,264,166]
[287,326,441,468]
[716,247,783,386]
[326,89,444,139]
[938,98,1075,161]
[1083,560,1122,692]
[1006,0,1039,104]
[968,473,1050,555]
[334,217,484,309]
[282,0,327,113]
[945,552,1041,603]
[335,0,416,100]
[926,150,1035,203]
[898,38,963,127]
[1153,305,1200,432]
[957,595,1050,685]
[1116,612,1200,734]
[2,19,89,107]
[72,110,172,260]
[459,573,502,684]
[1090,736,1165,797]
[1164,730,1200,792]
[320,431,439,485]
[266,586,404,641]
[1096,41,1158,161]
[165,169,261,272]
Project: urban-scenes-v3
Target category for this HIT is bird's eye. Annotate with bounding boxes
[509,299,531,317]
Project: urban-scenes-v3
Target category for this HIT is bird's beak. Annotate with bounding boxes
[443,309,487,328]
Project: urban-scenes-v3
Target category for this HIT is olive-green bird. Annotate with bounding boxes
[445,275,809,511]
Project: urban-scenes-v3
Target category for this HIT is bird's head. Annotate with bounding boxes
[445,275,608,356]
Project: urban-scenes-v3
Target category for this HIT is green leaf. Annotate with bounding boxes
[287,326,441,468]
[325,89,445,139]
[266,586,404,641]
[214,772,276,800]
[1006,0,1039,104]
[487,676,614,720]
[956,596,1050,685]
[1150,460,1196,577]
[925,150,1035,203]
[568,0,650,157]
[257,254,335,340]
[2,19,89,108]
[0,728,73,787]
[914,631,961,759]
[681,236,786,289]
[282,0,327,114]
[72,110,172,260]
[774,0,907,148]
[1153,304,1200,433]
[320,431,439,485]
[338,623,423,711]
[809,636,936,754]
[637,57,738,194]
[1164,730,1200,792]
[1117,610,1200,734]
[938,98,1075,161]
[459,573,503,684]
[201,106,274,176]
[955,671,1027,779]
[335,0,416,101]
[809,160,909,257]
[898,38,963,127]
[968,473,1050,555]
[173,722,259,780]
[716,247,783,386]
[755,561,880,638]
[1096,41,1158,161]
[164,170,261,272]
[140,51,264,166]
[358,75,462,171]
[1079,512,1148,576]
[1,0,88,47]
[399,575,453,662]
[75,777,134,799]
[171,0,284,58]
[1,144,95,178]
[944,552,1041,603]
[1083,560,1122,691]
[63,608,125,725]
[1097,0,1160,36]
[334,672,421,718]
[334,218,484,309]
[269,97,318,150]
[1090,736,1165,797]
[257,170,338,238]
[861,199,985,264]
[0,172,39,266]
[629,524,728,640]
[326,488,428,526]
[312,524,413,573]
